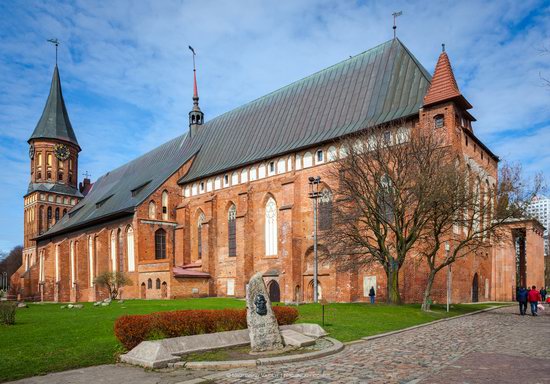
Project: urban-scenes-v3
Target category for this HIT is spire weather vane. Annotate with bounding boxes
[188,45,196,72]
[83,171,91,179]
[47,38,60,65]
[392,11,403,39]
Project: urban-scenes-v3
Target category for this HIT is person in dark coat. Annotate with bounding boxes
[517,286,528,315]
[527,285,542,316]
[368,286,376,304]
[540,287,547,302]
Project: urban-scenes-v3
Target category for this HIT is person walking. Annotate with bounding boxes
[368,286,376,304]
[540,287,547,303]
[517,286,528,316]
[527,285,542,316]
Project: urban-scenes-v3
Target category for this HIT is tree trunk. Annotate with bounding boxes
[386,267,402,304]
[421,270,437,312]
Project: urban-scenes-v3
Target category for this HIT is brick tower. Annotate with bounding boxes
[21,65,83,298]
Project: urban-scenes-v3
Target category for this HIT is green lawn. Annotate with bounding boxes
[0,299,503,382]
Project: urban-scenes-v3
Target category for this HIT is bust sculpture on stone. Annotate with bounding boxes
[246,273,284,352]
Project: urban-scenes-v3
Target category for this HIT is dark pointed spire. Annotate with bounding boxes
[188,46,204,137]
[29,66,80,150]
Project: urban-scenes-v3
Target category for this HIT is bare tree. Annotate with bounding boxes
[324,120,542,308]
[416,161,542,311]
[94,271,132,300]
[326,122,449,304]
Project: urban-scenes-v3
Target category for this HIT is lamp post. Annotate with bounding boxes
[3,272,7,291]
[445,241,451,312]
[308,176,322,303]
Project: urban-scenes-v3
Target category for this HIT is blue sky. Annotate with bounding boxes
[0,0,549,253]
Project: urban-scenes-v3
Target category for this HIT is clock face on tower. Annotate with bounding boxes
[29,144,35,159]
[54,144,70,161]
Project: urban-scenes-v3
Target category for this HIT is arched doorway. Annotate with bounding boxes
[140,282,146,299]
[161,282,167,299]
[307,280,322,302]
[294,285,301,303]
[472,273,479,303]
[267,280,280,303]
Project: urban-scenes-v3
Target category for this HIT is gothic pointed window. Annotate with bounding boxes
[149,201,156,219]
[162,191,168,220]
[265,197,278,256]
[88,236,94,287]
[434,114,444,128]
[127,226,135,272]
[110,231,117,272]
[319,188,333,230]
[38,206,44,234]
[198,212,205,259]
[147,278,152,289]
[228,204,237,257]
[55,207,60,222]
[155,229,166,260]
[156,278,161,289]
[378,174,394,222]
[47,207,52,229]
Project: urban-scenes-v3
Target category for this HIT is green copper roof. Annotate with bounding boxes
[179,38,431,183]
[29,66,80,149]
[37,38,432,240]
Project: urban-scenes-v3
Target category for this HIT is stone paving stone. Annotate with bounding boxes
[209,306,550,383]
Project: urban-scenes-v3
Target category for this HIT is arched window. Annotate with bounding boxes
[250,167,257,181]
[265,197,278,256]
[156,278,161,289]
[37,152,43,166]
[434,114,445,128]
[378,174,393,222]
[147,278,152,289]
[55,207,60,222]
[327,146,337,161]
[241,169,248,183]
[155,229,166,259]
[198,212,205,259]
[47,207,52,229]
[214,177,221,189]
[161,191,168,220]
[39,206,44,234]
[47,153,52,167]
[148,201,156,219]
[277,158,286,174]
[55,244,60,282]
[319,188,333,230]
[63,208,67,217]
[117,228,123,272]
[127,226,135,272]
[295,154,302,170]
[70,241,76,286]
[228,204,237,257]
[88,236,94,287]
[231,172,239,185]
[303,152,313,168]
[110,231,117,272]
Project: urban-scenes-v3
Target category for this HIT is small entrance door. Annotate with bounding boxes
[140,282,146,299]
[472,273,479,303]
[268,280,280,303]
[161,282,167,299]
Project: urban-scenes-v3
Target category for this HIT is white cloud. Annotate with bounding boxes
[0,0,549,251]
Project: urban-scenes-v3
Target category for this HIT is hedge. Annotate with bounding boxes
[0,302,16,325]
[114,306,299,350]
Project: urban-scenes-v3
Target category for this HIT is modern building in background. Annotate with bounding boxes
[13,38,546,303]
[527,195,549,286]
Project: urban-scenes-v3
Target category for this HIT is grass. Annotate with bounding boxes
[0,298,504,382]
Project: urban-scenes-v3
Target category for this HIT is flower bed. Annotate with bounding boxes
[114,306,298,350]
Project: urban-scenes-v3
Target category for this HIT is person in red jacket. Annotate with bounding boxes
[527,285,542,316]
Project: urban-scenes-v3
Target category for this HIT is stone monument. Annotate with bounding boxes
[246,272,284,352]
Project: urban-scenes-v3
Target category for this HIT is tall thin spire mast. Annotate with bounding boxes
[392,11,402,39]
[47,38,60,65]
[187,45,204,135]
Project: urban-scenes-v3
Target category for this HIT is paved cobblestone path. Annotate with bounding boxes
[207,305,550,384]
[9,305,550,384]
